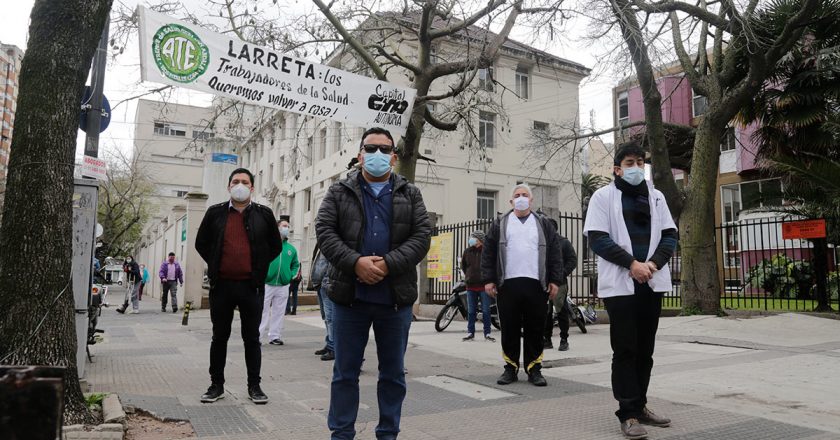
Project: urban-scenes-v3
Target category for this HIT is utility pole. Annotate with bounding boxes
[84,19,109,158]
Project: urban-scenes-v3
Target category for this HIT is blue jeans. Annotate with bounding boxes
[466,290,492,336]
[318,284,335,351]
[328,302,412,440]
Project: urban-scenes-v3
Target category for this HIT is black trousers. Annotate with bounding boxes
[603,283,662,422]
[209,280,264,387]
[544,295,570,341]
[497,277,547,374]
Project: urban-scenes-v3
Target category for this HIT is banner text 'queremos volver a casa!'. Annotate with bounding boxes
[138,6,416,136]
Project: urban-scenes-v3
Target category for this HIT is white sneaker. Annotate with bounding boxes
[130,309,139,314]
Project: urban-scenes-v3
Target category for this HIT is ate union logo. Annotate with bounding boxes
[152,23,209,83]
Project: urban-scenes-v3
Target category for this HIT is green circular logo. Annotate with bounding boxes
[152,24,209,83]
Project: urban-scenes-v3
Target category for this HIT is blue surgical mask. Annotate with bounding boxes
[513,196,530,211]
[279,227,290,238]
[363,151,392,177]
[468,238,477,247]
[621,167,645,186]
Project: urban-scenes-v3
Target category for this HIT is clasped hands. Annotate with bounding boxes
[355,255,389,284]
[630,260,659,284]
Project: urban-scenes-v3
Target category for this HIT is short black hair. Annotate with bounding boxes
[228,168,255,185]
[277,215,290,224]
[614,141,647,166]
[359,127,395,150]
[168,252,175,257]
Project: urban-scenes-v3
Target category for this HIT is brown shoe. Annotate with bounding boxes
[620,418,648,439]
[638,407,671,427]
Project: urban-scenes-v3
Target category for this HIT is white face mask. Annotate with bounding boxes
[230,183,251,202]
[621,166,646,186]
[513,196,530,211]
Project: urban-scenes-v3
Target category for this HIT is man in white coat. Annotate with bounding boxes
[583,142,678,440]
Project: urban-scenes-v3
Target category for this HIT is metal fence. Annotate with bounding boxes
[426,214,840,312]
[716,216,839,311]
[426,212,683,309]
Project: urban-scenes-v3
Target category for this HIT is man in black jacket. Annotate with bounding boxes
[194,168,282,405]
[481,183,564,387]
[316,127,431,440]
[543,219,578,351]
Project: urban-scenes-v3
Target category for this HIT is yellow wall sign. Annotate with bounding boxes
[427,232,454,281]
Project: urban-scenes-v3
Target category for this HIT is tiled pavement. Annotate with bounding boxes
[85,296,839,439]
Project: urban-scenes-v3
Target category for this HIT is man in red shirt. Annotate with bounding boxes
[195,168,283,405]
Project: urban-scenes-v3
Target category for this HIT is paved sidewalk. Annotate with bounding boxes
[86,294,840,439]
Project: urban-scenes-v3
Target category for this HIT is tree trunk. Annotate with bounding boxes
[0,0,113,425]
[395,80,431,183]
[679,119,724,314]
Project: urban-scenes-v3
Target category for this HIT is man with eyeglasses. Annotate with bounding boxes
[316,127,431,440]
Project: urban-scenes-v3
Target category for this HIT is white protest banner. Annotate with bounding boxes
[138,6,416,136]
[82,155,107,181]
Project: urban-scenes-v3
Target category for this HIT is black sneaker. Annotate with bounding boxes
[558,339,569,351]
[200,384,224,403]
[462,333,475,341]
[161,306,166,312]
[320,350,335,361]
[248,385,268,404]
[116,307,126,314]
[269,339,284,346]
[315,347,328,356]
[528,370,547,387]
[543,339,554,349]
[497,368,518,385]
[172,307,178,313]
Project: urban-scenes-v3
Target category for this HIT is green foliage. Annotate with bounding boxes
[828,271,840,301]
[85,393,107,408]
[681,305,703,316]
[735,0,840,231]
[746,254,816,299]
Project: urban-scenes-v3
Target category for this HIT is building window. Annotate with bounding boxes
[533,121,549,131]
[617,91,629,124]
[173,190,189,198]
[741,179,783,210]
[279,156,285,180]
[319,127,327,160]
[478,111,495,148]
[515,66,530,99]
[153,122,186,137]
[304,189,312,212]
[692,91,708,118]
[192,130,214,140]
[720,184,742,267]
[478,67,494,92]
[720,126,737,152]
[477,190,496,219]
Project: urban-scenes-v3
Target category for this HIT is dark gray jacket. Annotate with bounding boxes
[558,235,578,286]
[315,171,432,306]
[481,210,564,290]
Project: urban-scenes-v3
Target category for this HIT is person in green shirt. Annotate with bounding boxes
[259,217,300,345]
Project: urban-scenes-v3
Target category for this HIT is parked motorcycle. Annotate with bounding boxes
[563,296,597,333]
[87,283,107,347]
[435,282,501,332]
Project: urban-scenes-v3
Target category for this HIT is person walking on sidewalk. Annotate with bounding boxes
[195,168,283,405]
[285,270,302,315]
[316,127,431,440]
[481,183,563,387]
[460,230,495,342]
[543,219,578,351]
[310,245,335,361]
[260,216,300,346]
[139,264,149,301]
[159,252,184,313]
[117,256,142,314]
[584,142,678,439]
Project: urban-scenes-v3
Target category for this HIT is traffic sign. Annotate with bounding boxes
[79,86,111,133]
